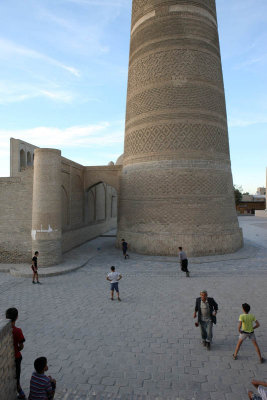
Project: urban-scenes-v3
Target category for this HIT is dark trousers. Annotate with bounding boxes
[15,357,22,390]
[181,259,189,272]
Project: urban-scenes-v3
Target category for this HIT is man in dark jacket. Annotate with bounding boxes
[193,290,218,350]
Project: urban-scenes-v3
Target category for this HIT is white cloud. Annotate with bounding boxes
[34,6,111,56]
[0,37,80,77]
[229,115,267,127]
[0,122,124,176]
[0,123,124,149]
[0,81,74,104]
[234,53,267,70]
[65,0,128,7]
[39,90,74,103]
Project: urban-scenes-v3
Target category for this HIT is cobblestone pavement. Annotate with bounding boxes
[0,217,267,400]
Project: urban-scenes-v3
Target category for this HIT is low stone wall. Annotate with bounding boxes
[255,210,267,217]
[0,320,17,399]
[62,218,117,253]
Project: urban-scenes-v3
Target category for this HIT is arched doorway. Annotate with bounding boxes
[20,149,26,170]
[27,151,32,166]
[61,177,119,254]
[85,181,117,229]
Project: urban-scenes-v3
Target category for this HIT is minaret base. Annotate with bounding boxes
[117,229,243,257]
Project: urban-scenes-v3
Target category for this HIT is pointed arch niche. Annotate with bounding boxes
[85,181,117,226]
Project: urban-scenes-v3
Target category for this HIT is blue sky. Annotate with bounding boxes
[0,0,266,194]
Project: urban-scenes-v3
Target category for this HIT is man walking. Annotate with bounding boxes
[194,290,218,350]
[121,239,129,259]
[178,247,190,277]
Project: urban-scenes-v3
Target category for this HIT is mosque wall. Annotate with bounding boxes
[10,138,38,177]
[0,168,33,263]
[0,140,119,265]
[60,157,118,254]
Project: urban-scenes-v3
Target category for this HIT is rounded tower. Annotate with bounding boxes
[117,0,243,255]
[32,149,62,265]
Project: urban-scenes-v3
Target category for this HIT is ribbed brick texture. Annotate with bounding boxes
[117,0,243,256]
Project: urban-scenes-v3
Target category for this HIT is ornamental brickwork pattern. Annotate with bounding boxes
[120,170,233,198]
[118,0,243,256]
[119,200,237,231]
[128,49,223,92]
[124,123,230,159]
[126,85,226,120]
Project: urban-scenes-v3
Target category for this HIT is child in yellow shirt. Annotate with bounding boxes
[233,303,264,363]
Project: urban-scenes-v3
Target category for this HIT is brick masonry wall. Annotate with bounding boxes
[117,0,243,256]
[0,168,33,263]
[62,157,118,254]
[0,154,119,265]
[62,217,117,253]
[0,320,17,400]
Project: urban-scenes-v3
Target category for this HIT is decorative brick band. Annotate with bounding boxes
[131,10,156,34]
[131,3,218,35]
[124,122,230,161]
[131,0,217,28]
[118,0,243,256]
[169,4,217,26]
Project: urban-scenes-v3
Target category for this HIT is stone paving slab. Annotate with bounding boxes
[0,229,117,278]
[0,217,266,400]
[0,240,100,278]
[0,228,263,278]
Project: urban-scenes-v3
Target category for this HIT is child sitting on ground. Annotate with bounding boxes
[28,357,56,400]
[248,379,267,400]
[6,307,26,399]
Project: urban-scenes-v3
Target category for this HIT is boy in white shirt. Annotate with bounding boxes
[106,266,122,301]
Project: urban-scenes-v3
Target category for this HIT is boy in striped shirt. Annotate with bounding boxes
[28,357,56,399]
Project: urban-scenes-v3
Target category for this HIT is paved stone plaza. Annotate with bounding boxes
[0,216,266,400]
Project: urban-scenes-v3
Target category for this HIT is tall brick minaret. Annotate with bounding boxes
[117,0,243,256]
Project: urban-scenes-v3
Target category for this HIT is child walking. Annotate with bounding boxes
[178,247,190,277]
[6,307,26,399]
[28,357,56,399]
[107,266,122,301]
[121,239,129,259]
[32,251,41,284]
[233,303,264,363]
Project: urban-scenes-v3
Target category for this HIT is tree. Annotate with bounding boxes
[234,185,243,206]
